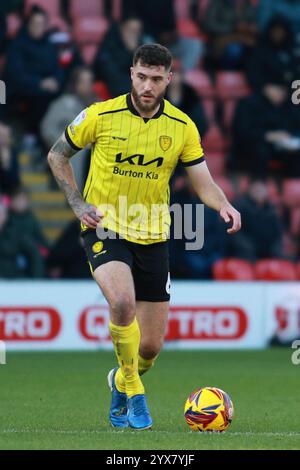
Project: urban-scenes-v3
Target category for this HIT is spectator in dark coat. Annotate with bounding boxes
[204,0,258,70]
[5,6,63,133]
[47,219,90,279]
[246,16,300,92]
[0,196,45,279]
[227,180,283,260]
[232,81,300,177]
[93,17,143,97]
[169,179,227,279]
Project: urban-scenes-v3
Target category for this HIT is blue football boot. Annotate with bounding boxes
[107,368,128,428]
[127,394,153,430]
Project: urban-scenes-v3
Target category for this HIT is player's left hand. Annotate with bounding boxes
[220,203,241,234]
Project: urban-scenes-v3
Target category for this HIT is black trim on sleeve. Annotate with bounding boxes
[64,128,82,151]
[182,156,205,167]
[162,112,187,125]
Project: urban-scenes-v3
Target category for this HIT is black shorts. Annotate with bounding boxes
[82,230,170,302]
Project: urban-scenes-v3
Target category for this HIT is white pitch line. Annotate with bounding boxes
[0,429,300,437]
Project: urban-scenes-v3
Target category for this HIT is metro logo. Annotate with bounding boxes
[166,306,248,340]
[79,305,110,341]
[79,305,248,342]
[0,307,61,341]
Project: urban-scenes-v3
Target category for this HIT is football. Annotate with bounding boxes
[184,387,234,432]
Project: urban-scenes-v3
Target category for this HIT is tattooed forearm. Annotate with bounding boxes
[47,133,85,217]
[48,133,101,228]
[50,134,77,159]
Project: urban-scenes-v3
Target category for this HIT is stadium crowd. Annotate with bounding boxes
[1,0,300,280]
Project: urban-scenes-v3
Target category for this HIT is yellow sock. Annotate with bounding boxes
[138,354,157,376]
[109,318,144,398]
[115,353,157,392]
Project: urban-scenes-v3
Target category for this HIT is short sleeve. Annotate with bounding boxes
[180,118,205,167]
[65,103,99,150]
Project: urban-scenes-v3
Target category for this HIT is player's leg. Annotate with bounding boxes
[115,301,169,388]
[93,261,144,398]
[115,240,170,388]
[93,261,152,430]
[137,300,169,374]
[82,231,152,429]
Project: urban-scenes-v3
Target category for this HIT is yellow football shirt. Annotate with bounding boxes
[65,93,205,244]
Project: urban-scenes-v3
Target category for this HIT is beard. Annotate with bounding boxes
[131,85,165,113]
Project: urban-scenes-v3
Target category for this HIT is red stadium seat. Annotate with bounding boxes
[213,258,255,280]
[255,259,297,281]
[93,81,112,101]
[213,176,235,202]
[289,207,300,236]
[283,179,300,208]
[206,152,226,176]
[197,0,212,21]
[296,261,300,280]
[177,19,202,39]
[202,125,229,152]
[80,44,98,65]
[201,98,216,124]
[216,72,251,99]
[70,0,105,18]
[175,0,191,19]
[73,16,109,44]
[184,69,215,98]
[112,0,122,22]
[25,0,60,16]
[6,13,22,38]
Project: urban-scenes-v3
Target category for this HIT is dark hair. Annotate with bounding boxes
[133,44,172,70]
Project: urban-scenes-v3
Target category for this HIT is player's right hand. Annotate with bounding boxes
[76,202,103,229]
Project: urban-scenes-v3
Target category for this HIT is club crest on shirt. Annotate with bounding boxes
[159,135,172,151]
[92,241,103,254]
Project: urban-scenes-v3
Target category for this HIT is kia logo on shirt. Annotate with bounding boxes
[0,307,61,341]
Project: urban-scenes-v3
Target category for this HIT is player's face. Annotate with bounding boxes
[130,62,172,113]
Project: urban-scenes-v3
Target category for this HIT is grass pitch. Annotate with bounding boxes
[0,349,299,450]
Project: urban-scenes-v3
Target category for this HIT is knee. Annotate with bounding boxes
[110,295,135,325]
[139,340,162,360]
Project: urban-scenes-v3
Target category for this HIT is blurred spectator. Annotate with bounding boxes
[123,0,203,70]
[5,6,63,134]
[227,179,283,260]
[49,30,83,87]
[93,17,143,97]
[0,0,24,53]
[259,0,300,38]
[246,16,300,92]
[204,0,258,70]
[165,62,208,137]
[0,194,45,278]
[232,81,300,177]
[47,219,90,279]
[41,66,96,148]
[0,122,20,194]
[41,66,97,189]
[170,178,227,279]
[9,186,48,254]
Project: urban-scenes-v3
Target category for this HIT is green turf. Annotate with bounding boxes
[0,349,299,450]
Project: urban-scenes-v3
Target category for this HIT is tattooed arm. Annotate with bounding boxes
[47,133,102,229]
